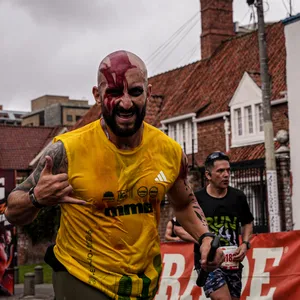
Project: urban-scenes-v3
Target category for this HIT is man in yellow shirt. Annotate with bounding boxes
[6,50,223,300]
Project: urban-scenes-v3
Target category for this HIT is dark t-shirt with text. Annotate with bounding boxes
[194,186,254,268]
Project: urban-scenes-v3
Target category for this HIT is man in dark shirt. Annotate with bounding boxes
[176,151,253,300]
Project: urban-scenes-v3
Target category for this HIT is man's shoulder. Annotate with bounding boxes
[228,186,246,197]
[54,120,99,142]
[194,187,206,198]
[228,186,247,199]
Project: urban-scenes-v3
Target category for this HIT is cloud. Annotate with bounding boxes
[9,0,117,30]
[0,0,299,111]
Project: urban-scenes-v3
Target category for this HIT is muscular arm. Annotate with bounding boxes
[167,151,209,243]
[174,225,196,243]
[165,221,181,242]
[5,141,72,225]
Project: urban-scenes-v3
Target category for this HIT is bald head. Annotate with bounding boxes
[97,50,148,87]
[92,50,151,138]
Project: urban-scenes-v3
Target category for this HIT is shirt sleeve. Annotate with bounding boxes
[239,192,254,226]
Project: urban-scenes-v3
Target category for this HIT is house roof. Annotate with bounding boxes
[228,142,281,163]
[75,22,286,129]
[190,141,282,167]
[73,103,102,130]
[0,125,65,170]
[157,22,286,121]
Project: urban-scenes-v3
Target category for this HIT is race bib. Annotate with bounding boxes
[220,246,239,270]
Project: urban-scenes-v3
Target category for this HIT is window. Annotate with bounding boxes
[230,72,265,147]
[14,114,23,119]
[234,108,242,136]
[76,115,82,121]
[244,106,253,134]
[255,104,263,132]
[178,123,186,151]
[66,115,73,122]
[231,103,264,147]
[167,120,198,155]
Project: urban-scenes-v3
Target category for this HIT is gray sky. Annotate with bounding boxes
[1,0,299,111]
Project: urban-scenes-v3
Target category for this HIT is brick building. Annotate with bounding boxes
[22,95,91,127]
[0,125,67,263]
[74,0,289,240]
[0,0,293,264]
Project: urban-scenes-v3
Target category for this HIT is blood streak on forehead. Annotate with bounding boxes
[100,51,138,89]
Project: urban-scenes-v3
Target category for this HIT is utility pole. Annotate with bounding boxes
[247,0,281,232]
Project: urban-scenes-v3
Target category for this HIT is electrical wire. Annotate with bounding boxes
[240,7,251,25]
[151,18,199,73]
[282,0,290,17]
[145,12,199,64]
[176,41,200,66]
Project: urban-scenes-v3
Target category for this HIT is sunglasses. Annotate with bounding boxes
[205,151,229,163]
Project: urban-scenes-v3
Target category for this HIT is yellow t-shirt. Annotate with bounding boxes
[53,120,182,299]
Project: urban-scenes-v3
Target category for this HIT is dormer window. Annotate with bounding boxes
[244,106,253,134]
[229,72,265,147]
[255,104,264,132]
[235,108,242,136]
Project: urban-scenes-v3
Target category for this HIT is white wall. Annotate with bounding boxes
[285,17,300,229]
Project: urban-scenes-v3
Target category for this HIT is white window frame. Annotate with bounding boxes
[255,103,264,133]
[244,105,254,134]
[231,101,264,147]
[229,72,266,147]
[167,119,198,155]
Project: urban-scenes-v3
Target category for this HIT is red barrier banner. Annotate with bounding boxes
[0,170,16,296]
[156,231,300,300]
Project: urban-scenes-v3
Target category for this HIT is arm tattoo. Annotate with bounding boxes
[13,141,68,193]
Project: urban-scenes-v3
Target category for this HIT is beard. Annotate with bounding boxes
[101,102,147,137]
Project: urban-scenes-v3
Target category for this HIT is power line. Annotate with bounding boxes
[286,0,294,16]
[176,41,200,66]
[282,0,291,17]
[185,43,200,64]
[151,18,199,73]
[240,7,251,25]
[145,12,199,66]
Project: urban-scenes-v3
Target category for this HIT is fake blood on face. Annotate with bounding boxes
[100,51,137,114]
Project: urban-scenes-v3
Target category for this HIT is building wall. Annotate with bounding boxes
[62,107,90,126]
[44,104,62,127]
[68,99,89,106]
[193,118,227,166]
[23,104,90,127]
[272,103,289,133]
[285,18,300,229]
[22,114,40,126]
[32,95,69,111]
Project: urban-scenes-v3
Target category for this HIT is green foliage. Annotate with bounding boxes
[23,206,61,244]
[18,262,52,284]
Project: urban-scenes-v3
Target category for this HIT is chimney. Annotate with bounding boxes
[0,105,3,111]
[200,0,235,59]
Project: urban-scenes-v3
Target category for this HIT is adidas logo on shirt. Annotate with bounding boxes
[155,171,168,183]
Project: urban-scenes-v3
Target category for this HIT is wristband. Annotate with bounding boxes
[242,240,251,250]
[198,232,215,245]
[29,187,45,209]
